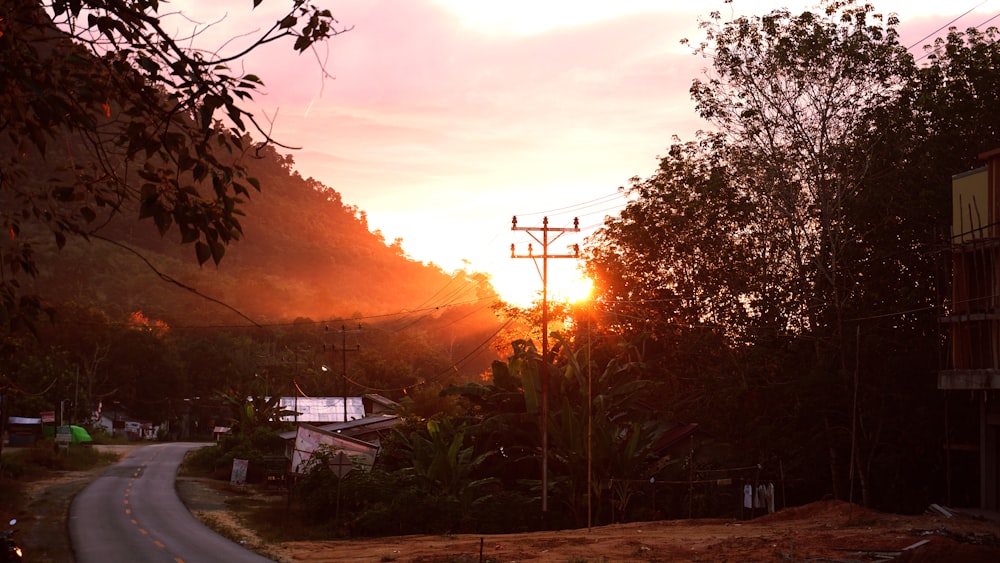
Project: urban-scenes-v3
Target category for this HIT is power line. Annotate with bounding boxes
[514,191,627,218]
[907,1,990,50]
[422,317,516,385]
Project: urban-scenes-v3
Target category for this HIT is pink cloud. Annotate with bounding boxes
[190,1,988,286]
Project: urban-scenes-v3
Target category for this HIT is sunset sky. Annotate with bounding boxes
[171,0,998,306]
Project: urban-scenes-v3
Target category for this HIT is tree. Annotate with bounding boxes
[585,0,946,508]
[688,0,916,503]
[686,0,912,338]
[585,136,757,341]
[0,0,346,326]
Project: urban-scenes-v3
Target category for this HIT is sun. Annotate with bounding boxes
[549,274,594,304]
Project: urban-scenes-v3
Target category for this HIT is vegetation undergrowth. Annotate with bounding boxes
[0,438,122,530]
[1,439,120,477]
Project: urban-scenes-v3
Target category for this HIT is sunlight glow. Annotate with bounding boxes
[490,262,593,308]
[551,274,594,305]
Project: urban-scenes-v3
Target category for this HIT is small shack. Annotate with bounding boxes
[6,417,42,446]
[288,423,379,475]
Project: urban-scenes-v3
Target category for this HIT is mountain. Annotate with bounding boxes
[24,143,505,379]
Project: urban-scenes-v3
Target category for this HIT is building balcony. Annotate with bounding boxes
[938,369,1000,390]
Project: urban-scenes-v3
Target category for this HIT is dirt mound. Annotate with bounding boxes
[756,499,886,524]
[894,535,1000,563]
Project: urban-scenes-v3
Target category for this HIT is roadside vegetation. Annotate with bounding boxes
[0,438,123,525]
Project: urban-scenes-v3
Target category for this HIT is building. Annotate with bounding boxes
[940,149,1000,510]
[277,395,401,473]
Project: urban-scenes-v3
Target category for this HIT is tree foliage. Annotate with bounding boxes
[685,0,913,337]
[584,0,1000,511]
[0,0,346,325]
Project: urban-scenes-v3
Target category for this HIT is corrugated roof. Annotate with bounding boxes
[278,413,399,440]
[277,396,365,423]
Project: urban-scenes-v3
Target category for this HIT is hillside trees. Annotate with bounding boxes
[0,0,345,327]
[585,0,966,510]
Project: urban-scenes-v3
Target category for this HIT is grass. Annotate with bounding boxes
[192,503,287,561]
[3,441,121,474]
[0,440,120,518]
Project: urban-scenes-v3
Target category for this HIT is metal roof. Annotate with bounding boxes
[278,413,399,441]
[277,396,365,423]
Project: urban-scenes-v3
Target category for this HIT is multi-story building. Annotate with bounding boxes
[941,149,1000,510]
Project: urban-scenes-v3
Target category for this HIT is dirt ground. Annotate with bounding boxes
[12,445,1000,562]
[270,502,1000,562]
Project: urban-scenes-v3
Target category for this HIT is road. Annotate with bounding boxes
[70,442,274,563]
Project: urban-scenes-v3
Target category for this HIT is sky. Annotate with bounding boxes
[168,0,1000,307]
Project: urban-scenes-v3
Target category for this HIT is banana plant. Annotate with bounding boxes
[393,417,498,502]
[544,332,666,525]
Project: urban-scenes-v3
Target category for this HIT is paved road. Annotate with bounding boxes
[70,442,274,563]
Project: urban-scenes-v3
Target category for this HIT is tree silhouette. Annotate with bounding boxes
[0,0,347,327]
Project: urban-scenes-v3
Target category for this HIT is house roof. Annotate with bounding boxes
[279,413,399,440]
[277,396,365,423]
[7,416,42,425]
[363,393,399,409]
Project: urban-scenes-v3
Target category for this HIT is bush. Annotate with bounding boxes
[1,441,118,474]
[184,427,286,478]
[349,486,462,536]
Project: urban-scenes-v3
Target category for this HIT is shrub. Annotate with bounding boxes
[184,427,286,478]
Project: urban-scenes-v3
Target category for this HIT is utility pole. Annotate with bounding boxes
[511,215,580,514]
[325,324,361,422]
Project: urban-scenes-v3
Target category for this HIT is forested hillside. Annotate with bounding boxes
[28,143,497,327]
[4,140,505,425]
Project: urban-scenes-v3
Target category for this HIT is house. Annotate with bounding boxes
[5,416,42,446]
[274,394,400,474]
[940,149,1000,510]
[286,423,380,475]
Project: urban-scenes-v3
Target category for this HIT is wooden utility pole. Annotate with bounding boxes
[511,215,580,513]
[324,324,361,422]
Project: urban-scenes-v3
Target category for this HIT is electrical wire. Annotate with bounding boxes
[907,1,990,50]
[513,191,628,218]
